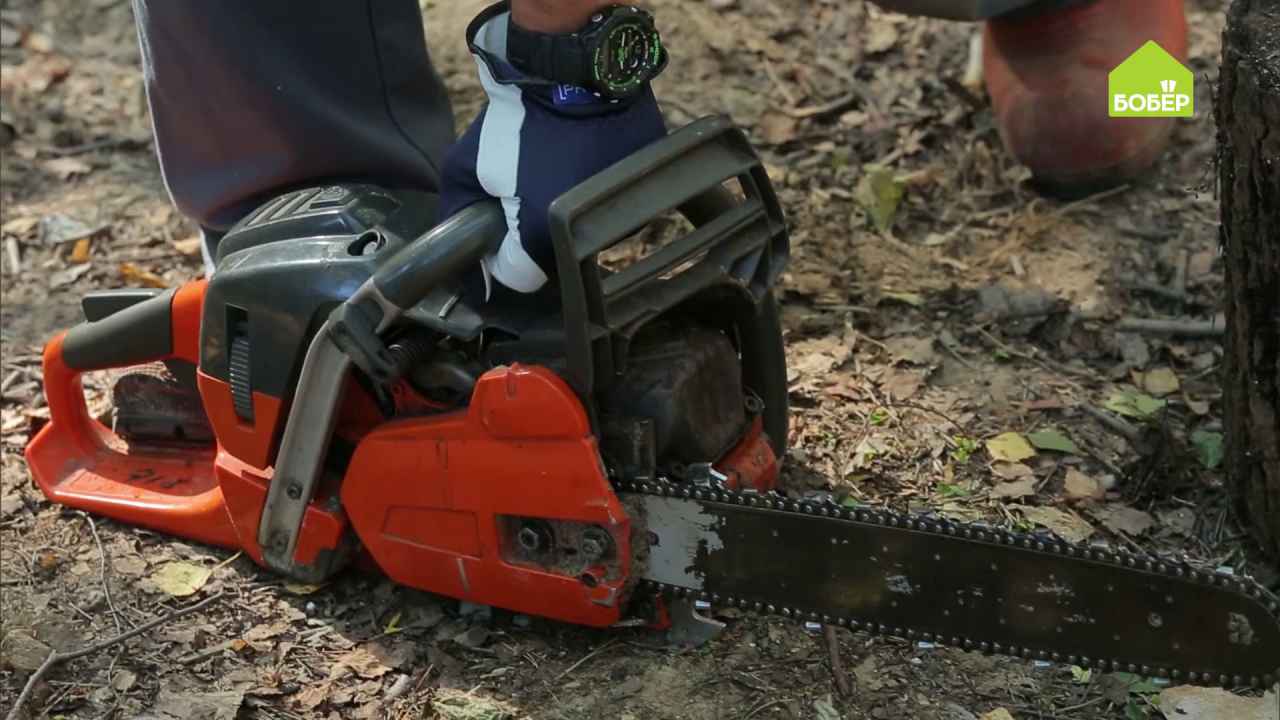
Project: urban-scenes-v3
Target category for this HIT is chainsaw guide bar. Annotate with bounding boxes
[619,479,1280,689]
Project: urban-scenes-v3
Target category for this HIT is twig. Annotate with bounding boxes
[1122,281,1187,302]
[824,626,851,697]
[1116,317,1225,338]
[782,91,859,120]
[6,593,224,720]
[742,698,789,720]
[554,637,620,682]
[1,369,23,394]
[78,512,125,634]
[1078,405,1141,443]
[1048,184,1131,217]
[4,237,20,274]
[41,136,151,157]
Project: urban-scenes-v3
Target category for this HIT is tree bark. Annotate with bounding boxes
[1219,0,1280,558]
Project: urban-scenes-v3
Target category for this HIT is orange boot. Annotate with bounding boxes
[983,0,1188,197]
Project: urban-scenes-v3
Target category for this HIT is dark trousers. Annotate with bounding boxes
[132,0,455,234]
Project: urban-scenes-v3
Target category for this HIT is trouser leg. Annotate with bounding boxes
[131,0,455,242]
[867,0,1088,20]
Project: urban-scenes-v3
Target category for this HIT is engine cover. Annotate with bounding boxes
[601,324,747,469]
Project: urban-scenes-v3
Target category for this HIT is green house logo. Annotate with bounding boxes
[1109,41,1194,118]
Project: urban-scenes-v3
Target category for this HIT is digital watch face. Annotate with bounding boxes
[592,19,663,98]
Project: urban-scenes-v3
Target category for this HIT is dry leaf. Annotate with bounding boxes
[986,432,1036,462]
[151,561,213,597]
[112,555,148,577]
[758,111,799,145]
[283,581,327,595]
[991,462,1034,480]
[152,688,245,720]
[43,156,92,180]
[120,262,168,288]
[884,336,937,366]
[70,237,91,263]
[979,710,1016,720]
[1142,367,1180,397]
[881,369,924,401]
[172,236,203,257]
[1012,505,1094,543]
[112,669,138,692]
[1158,685,1278,720]
[1062,469,1102,502]
[991,478,1036,500]
[1089,505,1154,537]
[1,216,40,236]
[50,262,92,288]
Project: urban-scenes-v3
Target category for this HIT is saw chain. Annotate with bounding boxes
[616,478,1280,689]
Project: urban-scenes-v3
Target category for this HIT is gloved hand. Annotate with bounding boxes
[439,7,667,299]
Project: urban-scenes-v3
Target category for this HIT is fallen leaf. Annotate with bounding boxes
[880,290,925,307]
[991,462,1034,480]
[283,581,327,595]
[111,555,148,576]
[1104,391,1166,419]
[0,631,52,671]
[814,695,841,720]
[1,216,40,236]
[335,642,413,680]
[1157,685,1278,720]
[1062,469,1102,502]
[112,669,137,692]
[295,683,331,710]
[1158,507,1196,536]
[856,164,906,233]
[864,15,899,54]
[120,262,168,288]
[881,369,924,401]
[43,156,92,180]
[152,688,245,720]
[986,432,1036,462]
[1026,428,1078,454]
[172,236,203,256]
[979,710,1016,720]
[69,236,91,263]
[244,623,289,642]
[1190,431,1224,470]
[151,561,212,597]
[1141,367,1180,397]
[758,111,799,145]
[1012,505,1094,543]
[50,262,92,288]
[1089,505,1154,537]
[41,214,105,245]
[884,336,937,366]
[991,478,1036,500]
[431,688,518,720]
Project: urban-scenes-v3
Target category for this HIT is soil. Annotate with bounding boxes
[1,1,1274,719]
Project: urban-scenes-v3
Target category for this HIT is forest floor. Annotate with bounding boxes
[1,1,1276,719]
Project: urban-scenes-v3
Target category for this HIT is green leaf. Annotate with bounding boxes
[869,408,890,426]
[855,164,907,233]
[1026,428,1078,454]
[986,432,1037,462]
[1190,430,1224,470]
[1070,666,1092,684]
[937,483,969,498]
[950,436,979,464]
[1112,672,1162,696]
[881,290,925,308]
[1104,391,1166,419]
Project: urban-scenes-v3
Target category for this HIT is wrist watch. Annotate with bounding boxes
[507,5,668,100]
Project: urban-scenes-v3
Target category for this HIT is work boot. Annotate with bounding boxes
[983,0,1188,198]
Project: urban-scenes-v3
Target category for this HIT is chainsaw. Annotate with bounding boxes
[25,116,1280,689]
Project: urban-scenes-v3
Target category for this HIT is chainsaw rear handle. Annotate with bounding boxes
[41,282,206,455]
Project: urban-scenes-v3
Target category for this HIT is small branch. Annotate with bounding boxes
[78,512,125,634]
[824,626,851,697]
[1079,404,1141,443]
[1116,317,1225,338]
[1122,281,1187,303]
[782,91,859,120]
[6,593,224,720]
[743,698,790,720]
[554,637,620,682]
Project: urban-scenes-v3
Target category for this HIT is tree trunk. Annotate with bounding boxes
[1219,0,1280,559]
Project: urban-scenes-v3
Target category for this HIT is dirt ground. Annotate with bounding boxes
[1,1,1275,719]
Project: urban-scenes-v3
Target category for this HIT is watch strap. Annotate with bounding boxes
[507,19,593,87]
